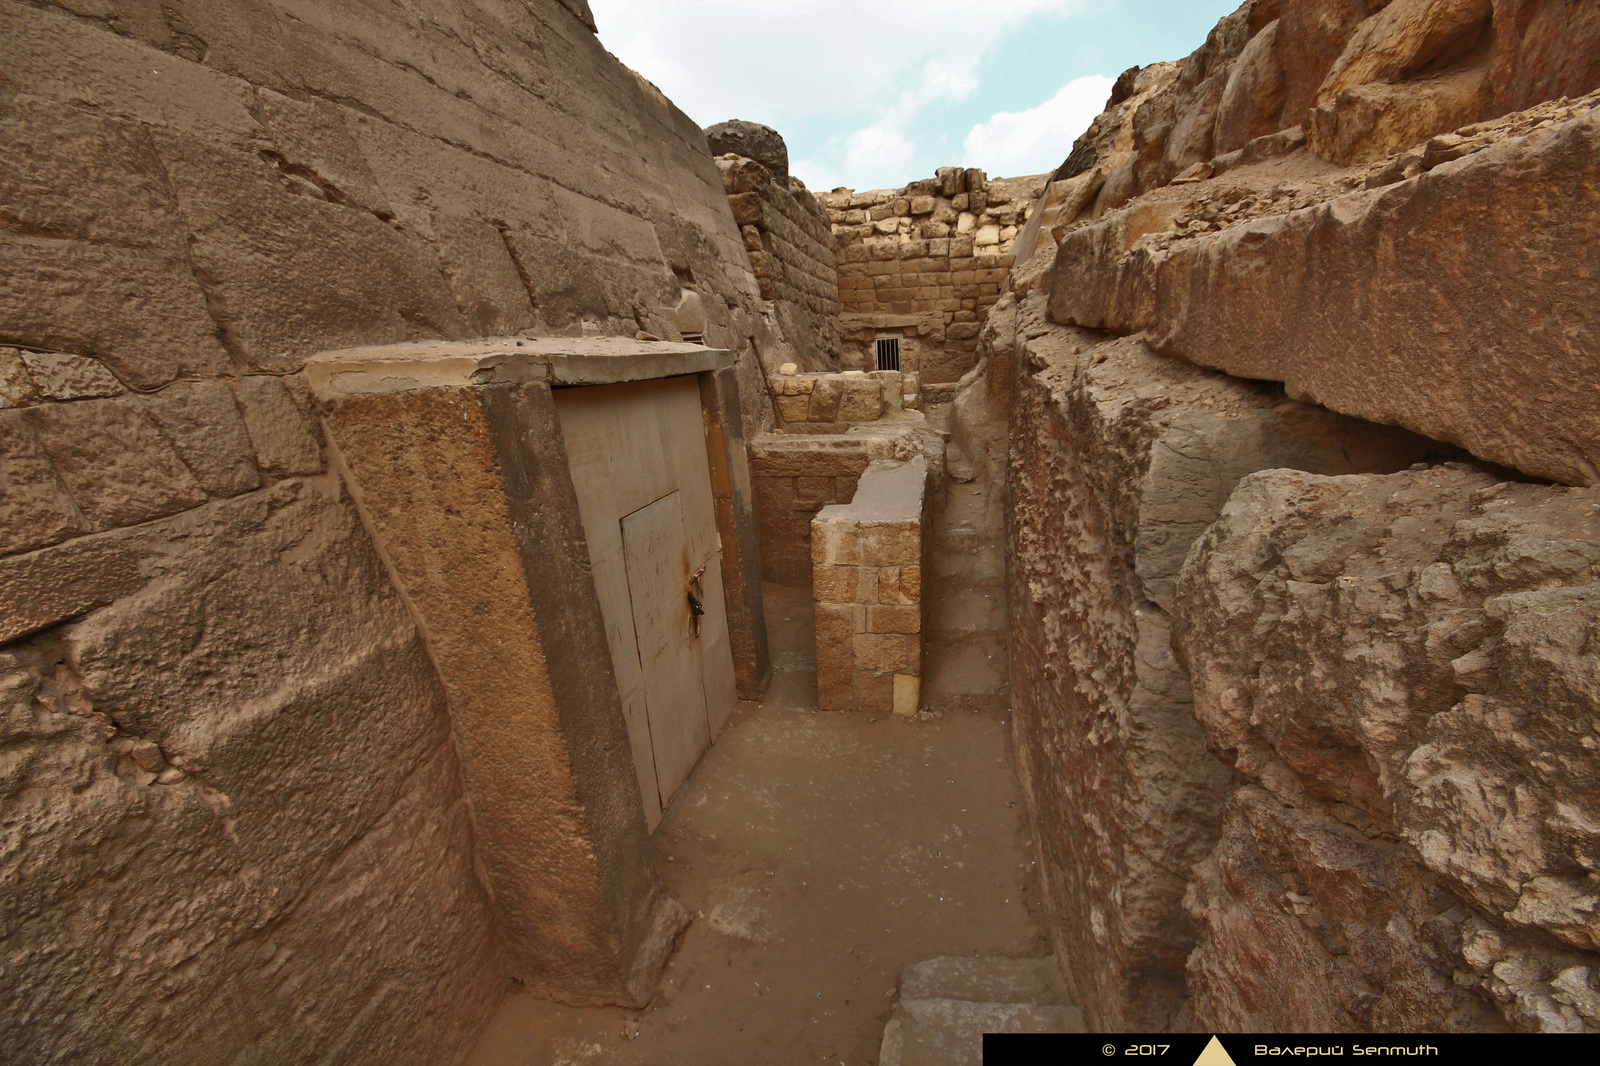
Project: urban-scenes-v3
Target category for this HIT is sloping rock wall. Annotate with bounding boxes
[1005,290,1454,1030]
[0,0,776,438]
[0,1,776,1061]
[1003,0,1600,1033]
[1,371,505,1064]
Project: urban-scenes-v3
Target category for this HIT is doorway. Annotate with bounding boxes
[554,376,738,828]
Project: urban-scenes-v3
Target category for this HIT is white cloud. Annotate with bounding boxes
[589,0,1087,189]
[962,75,1115,178]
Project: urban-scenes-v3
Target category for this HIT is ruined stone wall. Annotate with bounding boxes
[769,368,904,430]
[820,169,1043,386]
[812,458,928,716]
[0,0,776,1061]
[718,155,843,372]
[997,0,1600,1035]
[751,426,942,589]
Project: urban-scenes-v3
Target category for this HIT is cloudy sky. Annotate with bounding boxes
[588,0,1242,191]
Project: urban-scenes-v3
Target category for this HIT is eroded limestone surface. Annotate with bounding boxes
[1004,285,1455,1030]
[1177,467,1600,1032]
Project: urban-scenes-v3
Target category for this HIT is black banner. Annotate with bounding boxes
[983,1034,1600,1066]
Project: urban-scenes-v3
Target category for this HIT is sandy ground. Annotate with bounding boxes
[464,568,1047,1066]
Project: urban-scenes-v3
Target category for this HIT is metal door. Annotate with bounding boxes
[621,490,712,810]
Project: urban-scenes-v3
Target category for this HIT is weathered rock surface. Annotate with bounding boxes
[1002,0,1600,1039]
[0,0,783,1060]
[1176,465,1600,1031]
[1052,91,1600,487]
[1006,288,1455,1030]
[1066,0,1600,213]
[0,479,506,1064]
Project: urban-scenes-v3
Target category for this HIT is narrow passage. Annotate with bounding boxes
[468,464,1045,1065]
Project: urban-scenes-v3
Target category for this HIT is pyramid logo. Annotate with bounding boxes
[1193,1036,1239,1066]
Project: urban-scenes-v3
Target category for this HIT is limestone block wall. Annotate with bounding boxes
[768,369,903,430]
[812,458,928,715]
[820,169,1044,384]
[0,0,781,1060]
[717,154,843,372]
[0,349,503,1064]
[751,426,941,588]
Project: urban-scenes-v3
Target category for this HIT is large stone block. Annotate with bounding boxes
[0,238,230,392]
[1309,66,1490,163]
[853,632,910,673]
[1053,100,1600,487]
[0,409,84,557]
[432,212,540,336]
[153,131,471,371]
[0,479,505,1065]
[141,381,261,498]
[0,525,146,644]
[1276,0,1373,123]
[813,564,859,604]
[1175,465,1600,1031]
[318,380,685,1007]
[28,397,207,530]
[867,603,920,635]
[230,376,324,478]
[1489,0,1600,115]
[255,88,393,218]
[0,98,188,252]
[0,2,264,147]
[1214,19,1288,155]
[1314,0,1493,109]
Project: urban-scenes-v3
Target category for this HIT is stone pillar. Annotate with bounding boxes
[812,458,927,715]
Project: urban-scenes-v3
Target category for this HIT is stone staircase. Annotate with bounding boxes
[878,956,1084,1065]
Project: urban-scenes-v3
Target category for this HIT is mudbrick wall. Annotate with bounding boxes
[820,168,1043,386]
[994,0,1600,1035]
[0,1,778,1062]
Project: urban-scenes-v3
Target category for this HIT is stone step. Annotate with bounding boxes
[880,999,1086,1066]
[900,955,1068,1004]
[928,587,1006,637]
[879,957,1084,1066]
[928,550,1006,585]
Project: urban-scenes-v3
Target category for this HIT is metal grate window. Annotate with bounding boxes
[875,337,901,372]
[681,332,704,345]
